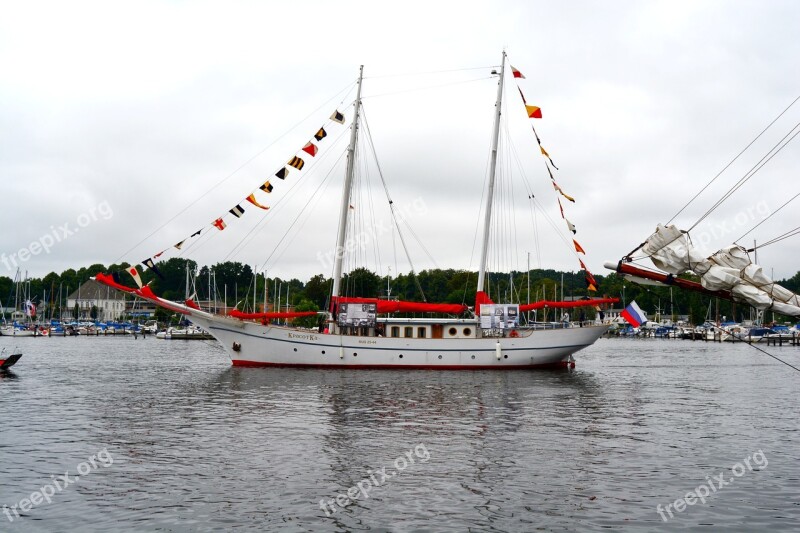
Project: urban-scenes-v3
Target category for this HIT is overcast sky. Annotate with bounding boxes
[2,0,799,286]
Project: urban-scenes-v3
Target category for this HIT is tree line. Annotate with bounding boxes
[2,258,799,325]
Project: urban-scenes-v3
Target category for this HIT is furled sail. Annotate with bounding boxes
[333,297,468,315]
[228,310,319,320]
[640,224,800,316]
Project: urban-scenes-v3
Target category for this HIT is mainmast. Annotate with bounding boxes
[476,51,506,294]
[331,65,364,299]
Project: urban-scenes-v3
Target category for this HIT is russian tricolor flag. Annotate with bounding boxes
[621,300,647,327]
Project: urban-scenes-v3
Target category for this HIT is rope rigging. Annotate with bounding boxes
[736,191,800,245]
[688,122,800,232]
[113,80,358,264]
[666,94,800,226]
[360,108,428,301]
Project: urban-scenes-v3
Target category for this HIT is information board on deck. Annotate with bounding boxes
[337,303,377,328]
[480,304,520,329]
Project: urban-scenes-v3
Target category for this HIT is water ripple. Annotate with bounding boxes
[1,336,798,531]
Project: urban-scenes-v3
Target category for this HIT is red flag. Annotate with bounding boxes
[557,198,564,218]
[579,258,587,270]
[302,142,318,157]
[573,239,586,254]
[213,218,227,231]
[511,66,525,79]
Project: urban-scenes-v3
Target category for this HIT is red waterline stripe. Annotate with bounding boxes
[231,359,573,370]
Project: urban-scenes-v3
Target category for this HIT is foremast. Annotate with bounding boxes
[476,51,506,294]
[331,65,364,301]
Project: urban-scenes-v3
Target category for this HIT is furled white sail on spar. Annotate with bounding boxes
[641,224,800,316]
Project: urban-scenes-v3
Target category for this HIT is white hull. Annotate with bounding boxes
[0,327,37,337]
[189,314,606,369]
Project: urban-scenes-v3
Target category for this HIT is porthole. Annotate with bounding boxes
[353,352,358,357]
[463,328,472,336]
[438,355,443,359]
[504,354,508,359]
[471,355,476,359]
[322,350,326,354]
[448,327,457,336]
[399,354,403,359]
[294,348,298,352]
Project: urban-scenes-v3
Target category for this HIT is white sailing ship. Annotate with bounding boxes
[97,53,611,368]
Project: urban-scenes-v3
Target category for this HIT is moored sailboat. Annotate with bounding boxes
[96,53,614,369]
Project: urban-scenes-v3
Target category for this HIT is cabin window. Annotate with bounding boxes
[404,326,413,338]
[417,327,426,338]
[448,327,457,336]
[391,326,400,338]
[463,328,472,336]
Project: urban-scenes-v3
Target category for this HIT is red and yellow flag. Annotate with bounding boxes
[526,105,542,119]
[246,194,269,210]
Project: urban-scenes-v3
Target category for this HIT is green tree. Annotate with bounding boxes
[151,258,198,300]
[342,267,380,298]
[303,274,330,309]
[293,299,321,329]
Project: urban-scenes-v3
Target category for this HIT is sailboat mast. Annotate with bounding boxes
[331,65,365,299]
[476,51,506,293]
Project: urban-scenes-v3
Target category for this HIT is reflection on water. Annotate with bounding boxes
[0,336,798,531]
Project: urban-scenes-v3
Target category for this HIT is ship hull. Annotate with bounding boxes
[189,315,606,369]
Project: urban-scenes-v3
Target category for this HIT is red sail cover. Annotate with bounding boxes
[334,297,467,315]
[95,273,137,294]
[474,291,494,315]
[228,310,318,320]
[519,298,619,312]
[185,299,201,310]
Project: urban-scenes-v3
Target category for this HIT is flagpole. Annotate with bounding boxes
[476,51,506,294]
[331,65,364,301]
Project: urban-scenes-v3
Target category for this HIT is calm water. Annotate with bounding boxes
[1,335,798,532]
